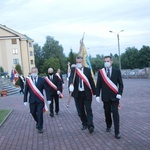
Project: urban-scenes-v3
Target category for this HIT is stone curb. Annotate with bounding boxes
[0,109,13,127]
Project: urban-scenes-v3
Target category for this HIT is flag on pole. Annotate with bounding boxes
[10,68,18,84]
[78,33,96,84]
[14,69,18,82]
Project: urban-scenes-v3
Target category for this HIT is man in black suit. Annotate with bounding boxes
[45,68,62,117]
[69,56,96,133]
[96,56,124,139]
[24,67,50,133]
[19,74,25,94]
[56,69,64,86]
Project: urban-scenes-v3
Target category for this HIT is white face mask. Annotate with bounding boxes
[31,73,38,78]
[76,63,82,69]
[104,62,111,68]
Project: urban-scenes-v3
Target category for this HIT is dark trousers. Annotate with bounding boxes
[29,102,44,130]
[103,101,120,135]
[49,94,59,114]
[74,98,80,115]
[76,91,94,128]
[20,85,24,94]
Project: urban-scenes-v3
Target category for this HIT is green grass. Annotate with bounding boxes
[0,109,11,124]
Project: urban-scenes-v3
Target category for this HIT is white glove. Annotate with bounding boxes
[96,96,100,103]
[67,77,69,81]
[93,95,96,98]
[57,91,60,95]
[69,84,74,92]
[24,102,28,106]
[116,94,122,99]
[47,101,51,105]
[63,84,65,87]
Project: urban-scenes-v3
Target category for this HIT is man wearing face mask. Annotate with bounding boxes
[96,56,124,139]
[45,68,62,117]
[23,67,51,133]
[69,56,96,133]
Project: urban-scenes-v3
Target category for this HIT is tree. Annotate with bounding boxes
[0,66,4,74]
[90,54,104,73]
[34,43,44,73]
[15,64,22,75]
[42,58,60,75]
[42,36,67,73]
[67,49,77,64]
[138,46,150,68]
[112,54,119,68]
[121,47,139,69]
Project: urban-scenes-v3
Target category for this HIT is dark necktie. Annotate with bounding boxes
[79,68,82,88]
[107,69,110,78]
[79,77,82,88]
[34,77,37,85]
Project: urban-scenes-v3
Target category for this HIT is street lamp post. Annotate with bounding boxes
[109,30,124,70]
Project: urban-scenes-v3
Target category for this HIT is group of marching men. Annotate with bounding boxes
[23,68,64,133]
[23,55,124,139]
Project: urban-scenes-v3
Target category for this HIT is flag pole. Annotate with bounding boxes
[67,32,85,107]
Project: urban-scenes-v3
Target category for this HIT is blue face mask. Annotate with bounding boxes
[31,73,38,78]
[104,62,111,68]
[76,63,82,68]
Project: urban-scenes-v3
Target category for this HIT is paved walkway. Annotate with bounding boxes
[0,79,150,150]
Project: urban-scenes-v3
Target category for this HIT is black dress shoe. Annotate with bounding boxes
[50,113,54,117]
[88,126,94,133]
[38,129,44,133]
[81,125,87,130]
[115,134,121,139]
[106,128,111,132]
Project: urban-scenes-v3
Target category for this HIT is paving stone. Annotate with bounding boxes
[0,79,150,150]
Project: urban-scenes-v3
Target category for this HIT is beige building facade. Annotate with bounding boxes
[0,24,35,77]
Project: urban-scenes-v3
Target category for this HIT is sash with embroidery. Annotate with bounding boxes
[45,77,64,98]
[99,68,118,94]
[26,77,48,112]
[76,68,93,94]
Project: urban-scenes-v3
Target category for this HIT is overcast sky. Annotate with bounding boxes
[1,0,150,57]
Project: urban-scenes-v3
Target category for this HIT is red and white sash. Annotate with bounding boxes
[99,68,118,94]
[45,77,64,98]
[26,77,48,112]
[56,73,62,81]
[20,75,25,83]
[56,73,64,91]
[76,68,93,94]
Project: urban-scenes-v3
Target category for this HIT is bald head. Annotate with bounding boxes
[48,68,53,74]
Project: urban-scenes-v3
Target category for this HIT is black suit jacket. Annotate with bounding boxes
[69,67,96,100]
[45,74,62,96]
[96,67,124,102]
[19,76,25,89]
[24,76,48,103]
[59,73,64,84]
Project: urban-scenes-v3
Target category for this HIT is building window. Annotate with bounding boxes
[29,42,32,47]
[12,39,17,44]
[13,59,19,64]
[30,51,33,56]
[30,60,34,65]
[12,49,18,54]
